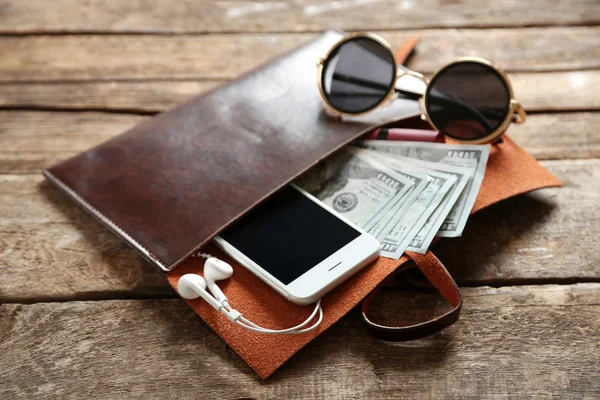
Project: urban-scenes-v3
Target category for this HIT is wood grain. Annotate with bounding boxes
[1,0,598,395]
[0,111,145,173]
[0,284,598,398]
[0,80,223,113]
[1,0,598,34]
[0,175,171,302]
[1,70,598,114]
[436,160,600,285]
[509,112,600,160]
[514,70,600,112]
[1,110,598,174]
[1,159,599,302]
[1,27,598,83]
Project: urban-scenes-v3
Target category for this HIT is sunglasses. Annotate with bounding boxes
[317,32,526,144]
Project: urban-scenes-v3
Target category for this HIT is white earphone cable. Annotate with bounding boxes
[232,301,323,334]
[191,252,324,335]
[234,300,323,334]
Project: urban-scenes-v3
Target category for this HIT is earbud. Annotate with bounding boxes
[203,258,233,305]
[176,256,323,335]
[177,274,224,311]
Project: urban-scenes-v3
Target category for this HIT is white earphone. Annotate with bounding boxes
[177,257,323,334]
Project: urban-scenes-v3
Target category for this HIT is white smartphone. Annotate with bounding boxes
[213,184,380,305]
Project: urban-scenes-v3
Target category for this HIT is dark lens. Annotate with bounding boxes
[321,37,395,114]
[425,61,511,140]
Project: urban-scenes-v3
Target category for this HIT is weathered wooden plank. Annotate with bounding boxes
[0,175,172,302]
[2,0,598,34]
[514,70,600,112]
[434,172,600,285]
[1,27,598,82]
[1,159,599,301]
[1,110,598,174]
[0,80,223,113]
[0,284,598,398]
[0,111,145,173]
[508,112,600,160]
[1,70,598,113]
[434,160,600,285]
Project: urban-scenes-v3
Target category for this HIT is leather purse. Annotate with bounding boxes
[44,30,561,379]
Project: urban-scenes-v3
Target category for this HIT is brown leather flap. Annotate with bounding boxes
[43,30,417,271]
[165,133,562,379]
[473,135,562,212]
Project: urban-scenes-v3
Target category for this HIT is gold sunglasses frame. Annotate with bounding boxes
[317,32,526,144]
[317,32,399,118]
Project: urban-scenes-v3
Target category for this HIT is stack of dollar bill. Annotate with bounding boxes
[295,141,490,259]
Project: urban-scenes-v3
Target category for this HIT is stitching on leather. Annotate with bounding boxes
[44,171,169,271]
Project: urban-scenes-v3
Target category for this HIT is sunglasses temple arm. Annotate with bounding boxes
[332,72,421,100]
[396,68,498,130]
[396,83,496,130]
[395,85,497,127]
[332,72,499,131]
[511,101,527,124]
[394,88,421,101]
[423,83,500,131]
[332,72,392,92]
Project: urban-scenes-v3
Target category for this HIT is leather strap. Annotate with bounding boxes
[361,251,462,341]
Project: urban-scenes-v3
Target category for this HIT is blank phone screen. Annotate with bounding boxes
[219,186,361,285]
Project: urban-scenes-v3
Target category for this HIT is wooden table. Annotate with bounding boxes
[1,1,599,398]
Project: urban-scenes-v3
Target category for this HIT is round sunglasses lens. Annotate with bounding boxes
[425,62,511,140]
[321,37,396,114]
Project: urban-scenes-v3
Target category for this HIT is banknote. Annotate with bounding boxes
[387,172,456,257]
[402,172,456,255]
[366,186,415,241]
[367,152,472,252]
[359,140,489,237]
[357,149,458,256]
[310,148,415,231]
[406,174,460,253]
[352,149,431,241]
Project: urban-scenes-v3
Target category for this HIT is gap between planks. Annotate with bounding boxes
[2,278,600,306]
[1,0,599,34]
[1,70,598,114]
[1,111,599,174]
[1,27,598,82]
[1,106,599,117]
[1,22,600,36]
